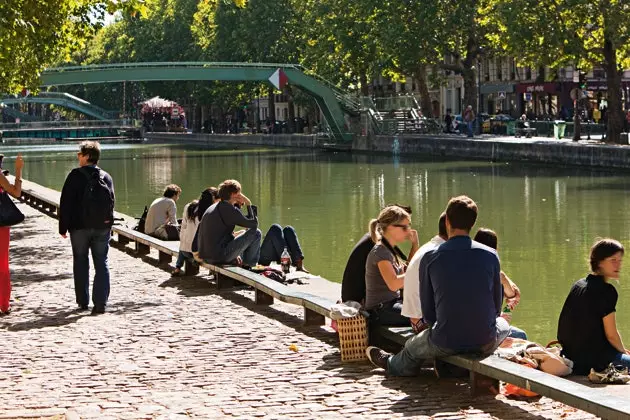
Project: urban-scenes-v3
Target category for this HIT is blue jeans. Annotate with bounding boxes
[69,228,111,308]
[612,352,630,370]
[466,121,474,137]
[208,228,262,267]
[387,317,510,376]
[175,251,194,269]
[509,325,528,340]
[259,224,304,265]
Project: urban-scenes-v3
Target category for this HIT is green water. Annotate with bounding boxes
[2,142,630,343]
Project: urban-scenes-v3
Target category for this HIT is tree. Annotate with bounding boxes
[0,0,145,94]
[488,0,630,143]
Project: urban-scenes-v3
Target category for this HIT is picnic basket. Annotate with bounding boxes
[337,314,368,362]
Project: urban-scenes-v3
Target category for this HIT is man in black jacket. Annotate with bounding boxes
[59,141,115,315]
[197,179,261,267]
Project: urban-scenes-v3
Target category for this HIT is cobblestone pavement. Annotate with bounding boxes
[0,203,596,419]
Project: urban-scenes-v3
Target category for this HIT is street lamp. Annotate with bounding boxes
[477,59,482,135]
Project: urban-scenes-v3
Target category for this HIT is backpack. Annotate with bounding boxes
[79,167,114,229]
[134,206,148,233]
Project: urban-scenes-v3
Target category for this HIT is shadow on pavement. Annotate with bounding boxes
[0,300,162,332]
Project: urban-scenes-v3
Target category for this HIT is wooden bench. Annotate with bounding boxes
[111,226,334,325]
[378,326,630,420]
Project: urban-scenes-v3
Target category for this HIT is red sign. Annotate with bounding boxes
[269,69,288,90]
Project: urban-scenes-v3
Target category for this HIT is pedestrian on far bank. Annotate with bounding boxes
[145,184,181,240]
[59,141,115,315]
[444,109,453,133]
[463,105,475,138]
[0,153,25,315]
[173,187,219,276]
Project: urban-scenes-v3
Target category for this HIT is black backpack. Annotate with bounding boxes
[80,167,114,229]
[134,206,148,234]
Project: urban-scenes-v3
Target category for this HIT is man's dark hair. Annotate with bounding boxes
[474,228,498,250]
[590,238,624,272]
[445,195,478,232]
[163,184,182,198]
[80,141,101,164]
[386,203,412,215]
[438,212,447,238]
[218,179,242,201]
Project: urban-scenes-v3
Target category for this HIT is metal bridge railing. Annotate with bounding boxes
[0,119,132,130]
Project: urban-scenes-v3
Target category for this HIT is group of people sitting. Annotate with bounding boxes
[341,195,629,377]
[142,179,308,275]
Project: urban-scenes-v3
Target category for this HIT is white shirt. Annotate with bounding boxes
[179,203,200,253]
[401,235,446,319]
[145,197,178,235]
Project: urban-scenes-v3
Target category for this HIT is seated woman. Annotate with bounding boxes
[259,224,308,272]
[173,187,219,276]
[365,206,419,327]
[558,239,629,374]
[473,228,527,340]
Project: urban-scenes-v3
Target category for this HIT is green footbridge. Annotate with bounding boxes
[41,62,361,142]
[1,92,117,121]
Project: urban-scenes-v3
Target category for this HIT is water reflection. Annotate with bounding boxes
[3,143,630,343]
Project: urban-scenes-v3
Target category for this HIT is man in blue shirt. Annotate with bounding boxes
[366,195,510,376]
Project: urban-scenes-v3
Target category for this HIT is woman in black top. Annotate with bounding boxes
[557,238,629,374]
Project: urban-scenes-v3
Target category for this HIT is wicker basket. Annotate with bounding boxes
[337,315,368,362]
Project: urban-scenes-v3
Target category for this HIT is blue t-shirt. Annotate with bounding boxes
[420,236,502,352]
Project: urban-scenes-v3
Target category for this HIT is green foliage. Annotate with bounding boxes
[0,0,145,93]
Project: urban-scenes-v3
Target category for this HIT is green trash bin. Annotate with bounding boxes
[554,120,567,139]
[506,121,516,136]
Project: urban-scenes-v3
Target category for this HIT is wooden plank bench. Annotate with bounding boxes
[111,227,334,325]
[378,326,630,420]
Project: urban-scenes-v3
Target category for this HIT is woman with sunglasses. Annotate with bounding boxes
[365,205,419,327]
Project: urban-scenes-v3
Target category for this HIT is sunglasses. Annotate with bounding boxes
[393,224,411,231]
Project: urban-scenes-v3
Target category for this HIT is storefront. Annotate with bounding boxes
[516,83,562,118]
[480,83,517,116]
[584,81,630,111]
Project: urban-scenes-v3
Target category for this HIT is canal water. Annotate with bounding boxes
[3,142,630,343]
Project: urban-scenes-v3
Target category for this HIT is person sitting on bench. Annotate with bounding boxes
[340,204,413,304]
[259,224,308,272]
[364,205,419,327]
[366,195,510,375]
[473,228,527,340]
[197,179,261,268]
[145,184,181,240]
[558,239,630,374]
[173,187,219,276]
[402,213,448,333]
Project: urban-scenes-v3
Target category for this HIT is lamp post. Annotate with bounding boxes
[477,59,482,135]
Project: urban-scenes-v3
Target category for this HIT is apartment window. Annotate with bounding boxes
[593,69,605,79]
[525,67,532,80]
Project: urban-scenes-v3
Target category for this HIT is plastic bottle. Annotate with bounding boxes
[281,247,291,274]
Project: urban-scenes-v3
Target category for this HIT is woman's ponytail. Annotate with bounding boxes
[369,218,380,243]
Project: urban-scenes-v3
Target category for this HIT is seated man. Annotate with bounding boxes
[340,204,413,304]
[145,184,181,240]
[197,179,261,267]
[367,195,510,376]
[401,213,448,332]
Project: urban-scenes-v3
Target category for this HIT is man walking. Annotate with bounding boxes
[366,195,509,375]
[463,105,476,137]
[60,141,115,315]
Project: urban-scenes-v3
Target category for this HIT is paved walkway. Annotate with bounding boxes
[0,203,595,419]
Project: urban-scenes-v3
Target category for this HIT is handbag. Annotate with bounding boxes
[0,191,25,227]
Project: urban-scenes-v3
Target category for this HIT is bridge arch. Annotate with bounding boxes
[41,62,359,142]
[1,92,116,120]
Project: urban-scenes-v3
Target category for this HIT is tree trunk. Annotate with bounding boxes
[414,65,433,118]
[603,36,623,144]
[286,86,296,133]
[360,73,369,97]
[268,86,276,122]
[463,67,477,117]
